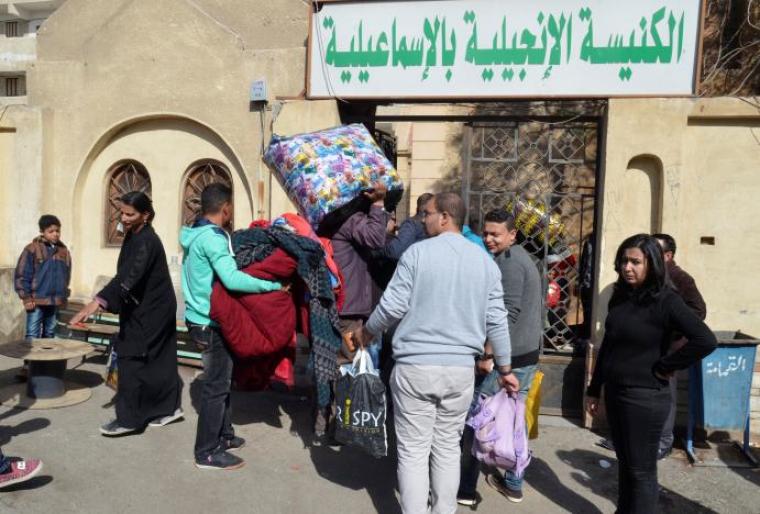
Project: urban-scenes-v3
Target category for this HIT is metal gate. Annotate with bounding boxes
[462,120,599,354]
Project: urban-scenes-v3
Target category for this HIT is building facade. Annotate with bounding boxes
[0,0,758,431]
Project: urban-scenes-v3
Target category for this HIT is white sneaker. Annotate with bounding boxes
[149,408,184,427]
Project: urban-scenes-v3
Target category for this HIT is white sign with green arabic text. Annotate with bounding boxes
[308,0,702,98]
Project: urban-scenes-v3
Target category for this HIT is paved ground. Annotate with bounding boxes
[0,354,758,513]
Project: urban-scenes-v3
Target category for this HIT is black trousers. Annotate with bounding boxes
[659,376,678,452]
[190,324,235,460]
[605,384,670,514]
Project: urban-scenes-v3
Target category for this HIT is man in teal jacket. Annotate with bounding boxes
[181,183,281,470]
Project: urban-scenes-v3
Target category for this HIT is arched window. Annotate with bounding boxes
[182,159,233,227]
[105,160,151,246]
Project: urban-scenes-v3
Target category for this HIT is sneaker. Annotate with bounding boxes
[456,490,481,507]
[313,407,330,438]
[596,437,615,451]
[100,419,139,437]
[485,473,524,503]
[0,458,43,489]
[657,446,673,460]
[195,451,245,470]
[149,408,185,427]
[222,436,246,453]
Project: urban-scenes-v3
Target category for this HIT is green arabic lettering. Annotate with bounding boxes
[441,18,456,66]
[392,19,424,68]
[677,12,684,61]
[566,14,572,64]
[579,10,594,62]
[523,20,548,65]
[423,17,441,66]
[546,13,567,66]
[579,7,682,65]
[324,20,390,68]
[464,16,479,63]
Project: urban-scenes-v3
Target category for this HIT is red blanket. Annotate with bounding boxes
[210,248,299,390]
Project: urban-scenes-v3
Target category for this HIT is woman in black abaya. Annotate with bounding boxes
[71,191,183,435]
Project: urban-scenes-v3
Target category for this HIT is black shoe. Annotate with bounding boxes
[223,436,246,453]
[100,419,139,437]
[657,446,673,460]
[195,451,245,470]
[485,473,523,503]
[456,490,481,507]
[596,438,615,451]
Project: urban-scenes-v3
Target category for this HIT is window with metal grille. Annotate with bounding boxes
[105,160,152,246]
[5,22,19,37]
[5,78,19,97]
[181,160,233,228]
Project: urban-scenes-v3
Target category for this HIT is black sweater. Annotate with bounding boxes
[587,287,716,397]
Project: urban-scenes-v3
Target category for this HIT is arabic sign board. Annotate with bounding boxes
[308,0,703,99]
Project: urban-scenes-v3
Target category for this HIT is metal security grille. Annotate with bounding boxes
[5,77,19,97]
[462,121,598,353]
[182,160,233,227]
[5,22,18,38]
[105,160,152,246]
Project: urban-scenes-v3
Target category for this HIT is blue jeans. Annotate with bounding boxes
[0,448,8,474]
[25,306,58,339]
[190,324,235,460]
[366,340,381,371]
[459,364,537,495]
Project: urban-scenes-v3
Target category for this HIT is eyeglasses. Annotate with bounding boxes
[422,210,443,220]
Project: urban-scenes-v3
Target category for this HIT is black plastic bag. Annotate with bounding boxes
[335,349,387,458]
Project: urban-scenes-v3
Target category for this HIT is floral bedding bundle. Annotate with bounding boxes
[264,124,403,229]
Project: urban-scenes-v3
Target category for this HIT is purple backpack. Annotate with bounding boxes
[466,390,531,475]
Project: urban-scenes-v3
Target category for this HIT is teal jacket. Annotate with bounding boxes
[180,219,281,326]
[462,225,488,253]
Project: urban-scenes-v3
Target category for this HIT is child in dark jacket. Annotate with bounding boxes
[14,214,71,339]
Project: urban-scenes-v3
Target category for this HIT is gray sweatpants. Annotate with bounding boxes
[391,364,475,514]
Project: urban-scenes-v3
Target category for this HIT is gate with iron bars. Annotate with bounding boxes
[462,120,599,355]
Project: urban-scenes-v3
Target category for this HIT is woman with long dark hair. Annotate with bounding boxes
[586,234,715,513]
[71,191,183,435]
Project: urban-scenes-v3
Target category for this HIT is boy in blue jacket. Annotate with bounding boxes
[181,183,281,470]
[15,215,71,339]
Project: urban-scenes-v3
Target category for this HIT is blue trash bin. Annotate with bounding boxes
[686,331,759,467]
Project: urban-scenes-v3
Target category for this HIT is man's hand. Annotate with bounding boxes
[386,216,398,236]
[69,300,101,326]
[476,357,494,376]
[654,370,673,382]
[363,181,388,204]
[23,299,35,312]
[351,326,375,349]
[586,397,600,417]
[498,371,520,393]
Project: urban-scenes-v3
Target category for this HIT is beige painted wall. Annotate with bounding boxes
[597,97,760,432]
[0,104,43,266]
[19,0,310,299]
[73,117,250,297]
[596,97,760,338]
